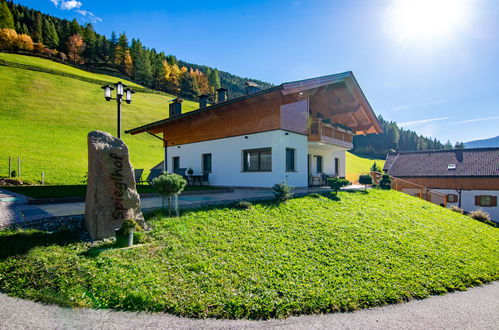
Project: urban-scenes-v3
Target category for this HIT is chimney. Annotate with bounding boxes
[216,88,227,103]
[169,97,182,117]
[245,81,260,95]
[198,94,209,108]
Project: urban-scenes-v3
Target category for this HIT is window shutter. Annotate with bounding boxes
[475,195,481,206]
[491,196,497,207]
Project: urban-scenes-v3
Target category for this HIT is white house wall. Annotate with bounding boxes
[167,130,308,188]
[436,189,499,222]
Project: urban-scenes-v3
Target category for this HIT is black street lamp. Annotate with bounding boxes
[101,82,135,139]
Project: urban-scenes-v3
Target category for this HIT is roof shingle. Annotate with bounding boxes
[383,148,499,177]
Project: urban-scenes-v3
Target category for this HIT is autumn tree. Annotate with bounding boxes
[67,34,84,63]
[16,33,34,50]
[0,28,17,49]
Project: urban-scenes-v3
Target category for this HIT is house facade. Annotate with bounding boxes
[383,148,499,222]
[126,72,382,188]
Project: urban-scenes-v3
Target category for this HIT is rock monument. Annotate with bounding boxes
[85,130,146,240]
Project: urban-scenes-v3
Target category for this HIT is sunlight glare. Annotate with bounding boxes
[383,0,470,42]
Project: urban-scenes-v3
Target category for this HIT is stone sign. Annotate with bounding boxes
[85,130,146,240]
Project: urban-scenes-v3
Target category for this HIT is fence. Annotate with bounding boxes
[0,54,171,97]
[370,172,447,207]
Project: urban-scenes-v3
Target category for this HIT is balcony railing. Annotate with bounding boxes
[308,119,354,148]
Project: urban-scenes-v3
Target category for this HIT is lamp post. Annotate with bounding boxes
[101,82,135,139]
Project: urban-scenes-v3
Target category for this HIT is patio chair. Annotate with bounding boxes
[134,169,144,185]
[145,169,163,185]
[320,173,331,186]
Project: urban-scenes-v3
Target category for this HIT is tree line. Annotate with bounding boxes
[0,0,272,99]
[353,115,463,156]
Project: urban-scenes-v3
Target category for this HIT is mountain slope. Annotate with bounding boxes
[464,136,499,148]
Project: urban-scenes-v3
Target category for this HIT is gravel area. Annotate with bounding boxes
[0,282,497,329]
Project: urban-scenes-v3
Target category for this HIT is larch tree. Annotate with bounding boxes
[0,1,14,29]
[67,34,84,63]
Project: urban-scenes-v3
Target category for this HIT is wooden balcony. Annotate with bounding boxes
[308,119,354,148]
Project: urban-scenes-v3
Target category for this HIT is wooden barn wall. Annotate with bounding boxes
[160,94,282,146]
[398,177,499,190]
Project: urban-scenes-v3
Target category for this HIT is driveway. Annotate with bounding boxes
[0,282,497,329]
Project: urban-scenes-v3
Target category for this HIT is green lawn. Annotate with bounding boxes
[0,55,199,184]
[0,190,497,319]
[0,53,141,87]
[346,152,385,182]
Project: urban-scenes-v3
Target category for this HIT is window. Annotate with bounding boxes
[243,148,272,172]
[475,195,497,207]
[447,194,458,203]
[172,156,180,173]
[286,148,296,172]
[202,153,212,172]
[316,155,323,173]
[334,157,339,176]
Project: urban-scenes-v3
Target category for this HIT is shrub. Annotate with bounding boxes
[16,33,33,51]
[327,178,350,195]
[235,201,252,210]
[379,175,392,190]
[151,173,187,216]
[371,162,381,172]
[468,209,496,227]
[450,205,464,214]
[273,182,294,203]
[358,174,373,190]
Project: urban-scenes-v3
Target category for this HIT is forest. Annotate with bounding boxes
[0,0,272,100]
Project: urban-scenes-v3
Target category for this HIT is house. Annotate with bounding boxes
[383,148,499,222]
[125,72,382,188]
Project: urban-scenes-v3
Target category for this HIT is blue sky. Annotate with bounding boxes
[14,0,499,143]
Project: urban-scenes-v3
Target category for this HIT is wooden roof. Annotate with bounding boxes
[126,72,382,136]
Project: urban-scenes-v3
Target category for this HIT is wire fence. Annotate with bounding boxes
[370,171,447,207]
[0,55,171,97]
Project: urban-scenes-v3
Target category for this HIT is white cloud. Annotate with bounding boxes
[60,1,82,10]
[398,117,449,127]
[451,116,499,125]
[49,0,102,23]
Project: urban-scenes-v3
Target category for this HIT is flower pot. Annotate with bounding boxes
[115,228,134,248]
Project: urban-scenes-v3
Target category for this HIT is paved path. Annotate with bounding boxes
[0,186,350,228]
[0,282,497,329]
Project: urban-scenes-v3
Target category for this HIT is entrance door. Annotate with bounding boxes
[172,156,180,173]
[334,157,339,177]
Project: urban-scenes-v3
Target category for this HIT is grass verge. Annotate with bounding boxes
[0,189,497,319]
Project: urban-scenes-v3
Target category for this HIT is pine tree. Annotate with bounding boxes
[0,1,14,29]
[208,68,221,91]
[42,18,59,48]
[81,23,97,62]
[32,12,42,43]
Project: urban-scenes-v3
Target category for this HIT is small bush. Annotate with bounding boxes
[273,182,294,203]
[469,209,496,227]
[151,173,187,216]
[450,205,464,214]
[358,174,373,190]
[327,178,350,195]
[379,175,391,190]
[235,201,252,210]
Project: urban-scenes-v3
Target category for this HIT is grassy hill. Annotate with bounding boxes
[0,54,382,184]
[0,190,497,318]
[0,54,199,184]
[345,152,385,182]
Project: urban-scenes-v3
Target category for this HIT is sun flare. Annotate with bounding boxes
[383,0,470,42]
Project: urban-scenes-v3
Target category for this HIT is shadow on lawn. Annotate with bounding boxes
[0,229,80,260]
